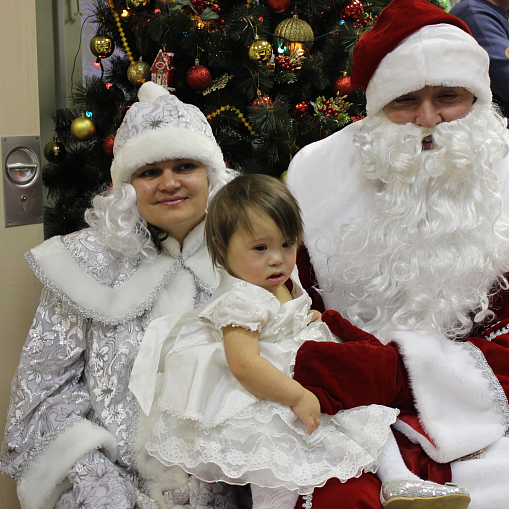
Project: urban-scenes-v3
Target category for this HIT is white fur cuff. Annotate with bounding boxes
[17,420,117,509]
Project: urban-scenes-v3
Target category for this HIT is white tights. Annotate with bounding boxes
[251,485,299,509]
[376,430,420,484]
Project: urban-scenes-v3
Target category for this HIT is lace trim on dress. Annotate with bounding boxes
[145,404,398,494]
[461,341,509,432]
[157,395,259,431]
[26,253,184,325]
[62,230,141,288]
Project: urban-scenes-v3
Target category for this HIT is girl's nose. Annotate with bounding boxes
[269,251,283,266]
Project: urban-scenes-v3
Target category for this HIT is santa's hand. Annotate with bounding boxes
[291,388,321,435]
[67,450,137,509]
[322,309,380,344]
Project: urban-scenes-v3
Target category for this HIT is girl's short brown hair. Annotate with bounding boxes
[205,174,303,273]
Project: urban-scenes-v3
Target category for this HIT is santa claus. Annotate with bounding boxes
[288,0,509,507]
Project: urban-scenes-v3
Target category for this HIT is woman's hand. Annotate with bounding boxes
[291,388,321,435]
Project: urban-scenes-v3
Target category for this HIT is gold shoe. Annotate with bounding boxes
[380,479,471,508]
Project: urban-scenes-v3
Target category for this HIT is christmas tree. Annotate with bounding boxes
[42,0,445,238]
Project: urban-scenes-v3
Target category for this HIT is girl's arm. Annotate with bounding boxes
[223,324,321,434]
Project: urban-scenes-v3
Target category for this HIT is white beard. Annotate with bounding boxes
[326,103,509,340]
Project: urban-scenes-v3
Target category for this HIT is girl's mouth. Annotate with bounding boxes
[267,273,285,283]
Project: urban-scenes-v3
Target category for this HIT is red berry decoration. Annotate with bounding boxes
[186,64,212,91]
[291,101,312,116]
[264,0,291,13]
[252,95,273,107]
[332,74,356,97]
[102,135,115,158]
[341,0,364,21]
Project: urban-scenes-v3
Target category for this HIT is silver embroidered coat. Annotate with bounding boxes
[0,223,244,509]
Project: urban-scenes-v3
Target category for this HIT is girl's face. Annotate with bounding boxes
[225,210,297,296]
[131,159,209,244]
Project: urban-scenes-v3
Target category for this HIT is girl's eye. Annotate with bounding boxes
[282,241,293,249]
[254,245,267,252]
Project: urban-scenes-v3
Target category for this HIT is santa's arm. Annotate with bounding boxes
[293,310,412,414]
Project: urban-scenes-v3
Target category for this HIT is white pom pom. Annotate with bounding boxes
[138,81,170,103]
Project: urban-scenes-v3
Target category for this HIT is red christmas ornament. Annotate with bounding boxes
[341,0,364,21]
[264,0,291,13]
[186,64,212,91]
[102,135,115,158]
[252,95,273,107]
[332,74,356,97]
[291,100,312,116]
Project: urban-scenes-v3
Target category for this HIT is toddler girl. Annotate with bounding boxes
[131,174,470,509]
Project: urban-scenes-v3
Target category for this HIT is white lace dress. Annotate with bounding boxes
[141,270,399,495]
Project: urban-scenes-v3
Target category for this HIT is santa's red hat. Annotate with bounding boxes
[351,0,492,116]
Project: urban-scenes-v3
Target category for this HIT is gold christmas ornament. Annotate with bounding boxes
[43,139,67,163]
[70,114,96,141]
[127,57,151,85]
[274,15,314,56]
[90,34,114,59]
[248,35,273,62]
[126,0,148,11]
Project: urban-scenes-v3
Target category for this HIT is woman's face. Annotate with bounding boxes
[131,159,209,244]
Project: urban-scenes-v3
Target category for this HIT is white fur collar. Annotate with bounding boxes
[27,221,215,322]
[161,220,206,259]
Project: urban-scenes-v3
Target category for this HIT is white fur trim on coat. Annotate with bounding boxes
[17,419,117,509]
[27,222,216,322]
[366,24,491,116]
[389,330,508,463]
[451,436,509,509]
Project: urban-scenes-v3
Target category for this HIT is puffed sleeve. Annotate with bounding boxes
[200,282,280,332]
[0,287,116,509]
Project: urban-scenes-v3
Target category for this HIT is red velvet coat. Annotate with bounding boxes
[293,247,509,508]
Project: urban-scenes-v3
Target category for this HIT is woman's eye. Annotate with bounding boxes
[176,162,197,172]
[254,245,267,252]
[136,168,160,178]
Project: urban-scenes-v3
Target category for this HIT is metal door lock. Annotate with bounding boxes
[2,136,43,227]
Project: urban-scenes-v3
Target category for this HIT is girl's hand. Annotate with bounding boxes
[291,388,321,435]
[308,310,322,323]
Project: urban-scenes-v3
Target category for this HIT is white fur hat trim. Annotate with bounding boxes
[110,81,225,187]
[366,24,491,116]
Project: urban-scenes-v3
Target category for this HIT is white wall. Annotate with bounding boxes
[0,1,82,506]
[0,1,44,506]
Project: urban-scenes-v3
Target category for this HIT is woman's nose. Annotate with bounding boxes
[415,100,442,128]
[158,170,180,191]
